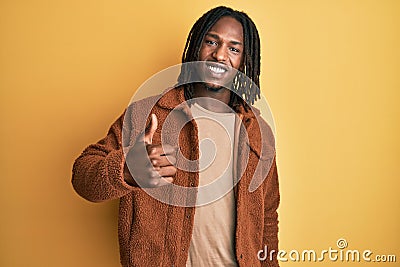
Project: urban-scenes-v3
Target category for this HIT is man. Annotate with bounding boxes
[72,6,280,267]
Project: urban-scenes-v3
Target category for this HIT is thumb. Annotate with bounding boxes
[144,114,158,144]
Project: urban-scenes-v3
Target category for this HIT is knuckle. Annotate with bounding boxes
[148,179,159,187]
[149,170,160,178]
[146,145,156,153]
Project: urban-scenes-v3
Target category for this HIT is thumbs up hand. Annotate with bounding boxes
[125,114,177,187]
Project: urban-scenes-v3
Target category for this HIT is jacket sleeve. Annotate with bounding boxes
[262,156,280,267]
[71,112,136,202]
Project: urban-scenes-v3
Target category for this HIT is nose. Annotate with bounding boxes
[212,45,228,62]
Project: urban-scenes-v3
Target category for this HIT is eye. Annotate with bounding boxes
[229,47,240,54]
[205,40,217,46]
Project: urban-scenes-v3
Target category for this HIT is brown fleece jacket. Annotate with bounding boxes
[72,86,280,267]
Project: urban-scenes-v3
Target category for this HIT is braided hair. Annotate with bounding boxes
[178,6,261,110]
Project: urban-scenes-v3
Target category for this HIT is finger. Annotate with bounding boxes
[147,144,177,157]
[164,154,177,165]
[147,177,161,187]
[159,145,178,156]
[145,169,164,187]
[150,156,177,167]
[149,170,162,178]
[157,177,174,187]
[143,114,158,145]
[157,165,177,177]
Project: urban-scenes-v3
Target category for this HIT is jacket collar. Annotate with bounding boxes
[156,86,259,119]
[156,86,187,110]
[156,86,274,159]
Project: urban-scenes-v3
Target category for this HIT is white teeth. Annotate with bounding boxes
[208,65,226,74]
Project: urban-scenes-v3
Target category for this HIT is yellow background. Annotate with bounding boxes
[1,0,399,266]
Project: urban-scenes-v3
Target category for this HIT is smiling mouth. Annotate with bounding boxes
[205,62,229,74]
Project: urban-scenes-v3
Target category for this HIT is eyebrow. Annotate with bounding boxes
[205,32,243,46]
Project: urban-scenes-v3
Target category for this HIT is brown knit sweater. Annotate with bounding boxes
[72,87,280,267]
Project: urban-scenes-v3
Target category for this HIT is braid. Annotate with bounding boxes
[178,6,262,110]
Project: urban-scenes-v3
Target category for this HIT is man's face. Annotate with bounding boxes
[198,16,244,90]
